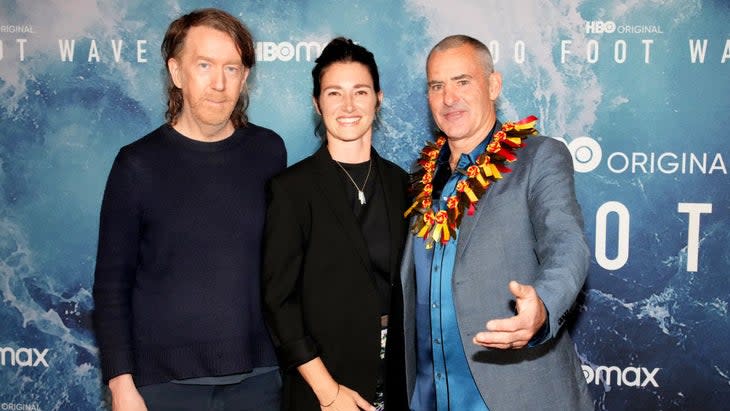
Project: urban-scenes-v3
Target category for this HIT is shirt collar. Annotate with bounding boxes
[435,121,500,170]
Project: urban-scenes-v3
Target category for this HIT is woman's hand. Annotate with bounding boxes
[319,384,375,411]
[298,358,375,411]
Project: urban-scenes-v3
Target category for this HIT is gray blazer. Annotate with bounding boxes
[401,135,594,410]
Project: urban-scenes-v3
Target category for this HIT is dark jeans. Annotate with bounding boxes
[138,370,281,411]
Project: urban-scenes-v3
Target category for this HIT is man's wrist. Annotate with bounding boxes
[528,307,551,347]
[108,373,136,393]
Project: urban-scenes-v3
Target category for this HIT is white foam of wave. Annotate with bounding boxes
[589,286,685,337]
[0,218,97,355]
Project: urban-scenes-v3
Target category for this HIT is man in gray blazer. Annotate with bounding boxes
[401,34,594,410]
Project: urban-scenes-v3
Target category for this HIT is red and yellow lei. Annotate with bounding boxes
[404,115,539,248]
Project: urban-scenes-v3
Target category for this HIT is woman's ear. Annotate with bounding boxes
[312,96,322,115]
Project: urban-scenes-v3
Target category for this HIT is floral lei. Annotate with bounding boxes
[404,115,539,248]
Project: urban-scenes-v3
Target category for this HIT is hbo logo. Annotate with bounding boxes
[585,20,617,34]
[255,41,323,62]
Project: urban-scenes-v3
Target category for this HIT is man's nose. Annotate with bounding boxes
[443,84,458,106]
[211,68,225,91]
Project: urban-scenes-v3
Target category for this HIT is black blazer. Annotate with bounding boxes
[263,145,408,410]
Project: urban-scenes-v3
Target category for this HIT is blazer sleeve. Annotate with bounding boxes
[527,138,590,338]
[262,175,319,370]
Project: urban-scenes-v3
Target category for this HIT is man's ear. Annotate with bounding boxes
[488,71,503,101]
[239,67,250,93]
[168,58,182,88]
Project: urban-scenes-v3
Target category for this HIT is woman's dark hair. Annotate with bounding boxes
[312,37,381,100]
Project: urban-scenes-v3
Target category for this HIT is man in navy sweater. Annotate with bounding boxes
[92,8,286,411]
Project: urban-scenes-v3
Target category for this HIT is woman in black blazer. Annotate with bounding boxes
[262,38,408,411]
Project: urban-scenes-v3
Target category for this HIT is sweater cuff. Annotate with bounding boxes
[100,350,135,384]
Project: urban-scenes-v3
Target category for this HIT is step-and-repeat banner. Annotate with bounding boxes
[1,1,727,410]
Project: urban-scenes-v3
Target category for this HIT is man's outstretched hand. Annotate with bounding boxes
[473,281,547,350]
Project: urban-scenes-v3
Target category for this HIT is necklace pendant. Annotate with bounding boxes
[358,190,366,205]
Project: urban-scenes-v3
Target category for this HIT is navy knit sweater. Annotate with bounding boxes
[93,123,286,386]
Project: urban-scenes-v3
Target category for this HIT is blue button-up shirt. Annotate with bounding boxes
[412,133,492,411]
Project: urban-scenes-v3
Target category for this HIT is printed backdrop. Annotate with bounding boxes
[1,1,728,410]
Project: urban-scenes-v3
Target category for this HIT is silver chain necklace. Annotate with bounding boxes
[334,159,372,205]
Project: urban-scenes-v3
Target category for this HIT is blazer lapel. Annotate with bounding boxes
[311,145,371,271]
